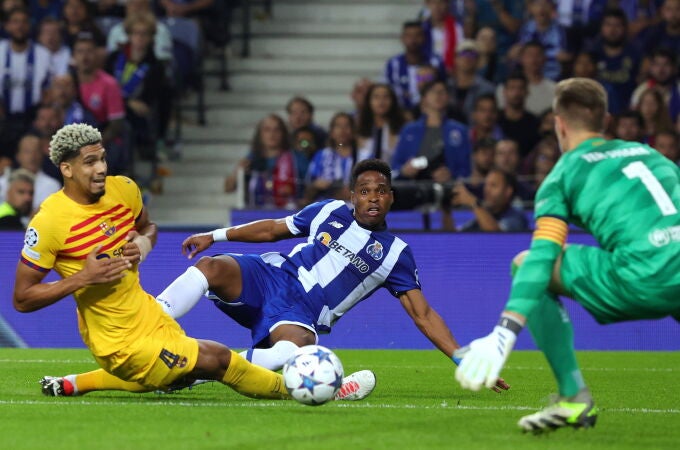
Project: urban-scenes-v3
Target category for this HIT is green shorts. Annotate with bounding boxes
[560,245,680,324]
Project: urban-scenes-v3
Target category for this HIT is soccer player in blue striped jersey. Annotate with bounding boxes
[156,159,509,399]
[455,78,680,432]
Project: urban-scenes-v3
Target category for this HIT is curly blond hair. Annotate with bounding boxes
[49,123,102,166]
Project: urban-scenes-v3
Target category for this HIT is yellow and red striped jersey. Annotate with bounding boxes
[21,176,164,356]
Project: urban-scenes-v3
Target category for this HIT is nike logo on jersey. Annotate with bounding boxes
[328,221,344,229]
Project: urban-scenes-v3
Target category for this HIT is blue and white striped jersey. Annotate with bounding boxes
[267,199,421,331]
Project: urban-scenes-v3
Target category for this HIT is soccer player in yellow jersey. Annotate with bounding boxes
[13,123,289,399]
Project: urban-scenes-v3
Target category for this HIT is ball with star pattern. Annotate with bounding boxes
[282,345,344,406]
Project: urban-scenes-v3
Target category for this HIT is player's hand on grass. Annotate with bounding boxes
[182,232,214,259]
[454,325,517,391]
[81,245,132,285]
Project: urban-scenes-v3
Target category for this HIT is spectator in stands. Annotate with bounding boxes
[446,39,494,123]
[614,110,645,142]
[494,138,520,175]
[444,168,528,232]
[527,135,560,193]
[571,50,598,78]
[469,93,503,147]
[384,21,446,114]
[510,0,570,81]
[231,114,299,208]
[304,112,358,205]
[286,96,327,151]
[14,134,60,211]
[588,7,641,114]
[107,0,173,62]
[158,0,214,18]
[654,130,680,163]
[538,109,556,138]
[514,41,556,116]
[466,137,495,198]
[37,17,71,77]
[421,0,464,74]
[62,0,106,49]
[475,26,500,83]
[357,83,405,165]
[349,77,374,119]
[0,168,33,230]
[0,7,52,162]
[497,72,541,158]
[106,13,168,163]
[72,32,127,175]
[291,126,317,200]
[26,104,64,181]
[466,0,522,60]
[631,48,680,121]
[635,88,674,145]
[392,80,471,184]
[643,0,680,56]
[48,73,97,126]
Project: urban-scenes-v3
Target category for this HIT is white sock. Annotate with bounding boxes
[240,340,300,371]
[156,266,209,318]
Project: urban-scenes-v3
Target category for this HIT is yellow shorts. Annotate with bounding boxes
[94,314,199,389]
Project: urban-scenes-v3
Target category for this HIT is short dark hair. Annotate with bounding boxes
[4,6,30,24]
[504,70,528,88]
[350,159,392,190]
[616,109,644,128]
[602,7,628,27]
[286,96,314,115]
[474,93,497,109]
[488,167,517,195]
[402,21,423,32]
[651,47,677,66]
[419,79,446,98]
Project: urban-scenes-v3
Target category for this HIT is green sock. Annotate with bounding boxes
[526,293,586,397]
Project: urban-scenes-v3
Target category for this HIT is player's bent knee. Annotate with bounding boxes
[511,250,529,277]
[195,256,234,284]
[194,339,231,379]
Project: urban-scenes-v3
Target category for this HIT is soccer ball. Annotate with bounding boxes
[282,345,344,406]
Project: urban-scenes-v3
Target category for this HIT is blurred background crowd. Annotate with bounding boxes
[0,0,679,232]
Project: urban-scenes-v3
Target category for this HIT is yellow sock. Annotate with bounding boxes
[222,350,289,399]
[73,369,151,394]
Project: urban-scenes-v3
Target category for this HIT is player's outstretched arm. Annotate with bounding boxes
[182,218,295,259]
[13,246,132,312]
[399,289,510,392]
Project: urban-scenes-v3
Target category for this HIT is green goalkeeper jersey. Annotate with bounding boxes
[506,138,680,316]
[535,137,680,281]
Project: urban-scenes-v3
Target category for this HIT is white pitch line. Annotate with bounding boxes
[1,360,677,373]
[0,399,677,414]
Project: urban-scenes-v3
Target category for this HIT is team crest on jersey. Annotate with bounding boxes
[317,232,332,246]
[99,220,116,237]
[365,240,384,260]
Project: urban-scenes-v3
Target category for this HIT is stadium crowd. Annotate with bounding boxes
[1,0,680,231]
[0,0,230,229]
[227,0,680,232]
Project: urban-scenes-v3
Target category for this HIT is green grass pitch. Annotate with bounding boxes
[1,348,678,450]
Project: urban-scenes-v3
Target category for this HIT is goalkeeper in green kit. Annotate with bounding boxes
[454,78,680,433]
